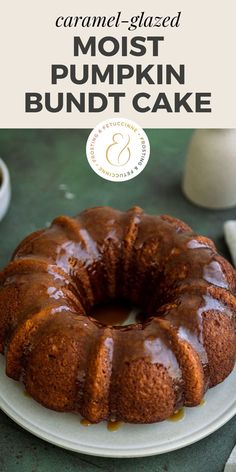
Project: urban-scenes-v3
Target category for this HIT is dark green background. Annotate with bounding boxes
[0,129,235,472]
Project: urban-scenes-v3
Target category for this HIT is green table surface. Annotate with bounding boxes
[0,129,235,472]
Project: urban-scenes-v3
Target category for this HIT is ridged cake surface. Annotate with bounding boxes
[0,206,235,423]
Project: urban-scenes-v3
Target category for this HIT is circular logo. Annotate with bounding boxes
[86,118,150,182]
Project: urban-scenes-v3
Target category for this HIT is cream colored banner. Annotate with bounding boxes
[0,0,235,128]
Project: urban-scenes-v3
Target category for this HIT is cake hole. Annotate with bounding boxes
[135,310,148,324]
[89,299,141,326]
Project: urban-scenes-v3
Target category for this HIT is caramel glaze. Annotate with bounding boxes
[107,421,123,432]
[80,418,123,431]
[80,418,92,427]
[0,206,236,424]
[168,408,185,422]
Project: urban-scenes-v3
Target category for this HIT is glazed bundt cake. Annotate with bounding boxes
[0,206,236,424]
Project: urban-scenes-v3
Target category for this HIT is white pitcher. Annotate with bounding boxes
[182,129,236,209]
[0,158,11,221]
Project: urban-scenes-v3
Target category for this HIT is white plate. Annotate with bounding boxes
[0,355,235,458]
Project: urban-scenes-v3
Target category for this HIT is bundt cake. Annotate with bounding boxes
[0,206,236,424]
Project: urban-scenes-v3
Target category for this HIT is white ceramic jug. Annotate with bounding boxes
[182,129,236,209]
[0,158,11,221]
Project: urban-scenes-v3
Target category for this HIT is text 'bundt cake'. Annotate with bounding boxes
[0,206,235,424]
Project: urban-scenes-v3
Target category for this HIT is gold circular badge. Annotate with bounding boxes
[86,118,150,182]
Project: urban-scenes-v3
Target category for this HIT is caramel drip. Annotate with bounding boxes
[25,312,99,413]
[53,215,91,248]
[199,398,206,406]
[104,238,119,299]
[98,210,125,300]
[109,318,184,418]
[143,318,184,407]
[127,214,164,307]
[0,260,81,355]
[130,218,193,311]
[168,407,185,422]
[187,236,216,251]
[75,210,122,304]
[154,232,231,392]
[80,418,92,427]
[11,225,77,270]
[52,216,96,309]
[0,258,77,304]
[160,214,191,233]
[163,246,228,296]
[81,327,114,422]
[107,420,123,432]
[1,258,83,318]
[122,207,143,299]
[164,292,227,378]
[155,317,204,406]
[0,258,57,281]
